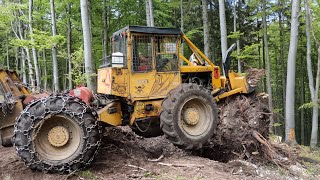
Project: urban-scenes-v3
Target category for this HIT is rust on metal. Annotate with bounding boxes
[0,69,50,146]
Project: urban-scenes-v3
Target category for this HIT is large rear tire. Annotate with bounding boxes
[13,95,101,173]
[160,83,218,150]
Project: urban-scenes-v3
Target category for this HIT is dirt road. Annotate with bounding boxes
[0,127,310,180]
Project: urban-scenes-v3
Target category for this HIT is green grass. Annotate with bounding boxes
[143,172,152,177]
[77,170,96,180]
[298,146,320,176]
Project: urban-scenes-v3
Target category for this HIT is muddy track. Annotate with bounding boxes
[0,126,308,180]
[0,92,306,179]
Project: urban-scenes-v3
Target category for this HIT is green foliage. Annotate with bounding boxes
[70,47,86,86]
[32,30,66,50]
[272,123,282,127]
[185,28,203,39]
[232,43,260,62]
[227,31,244,39]
[299,102,317,110]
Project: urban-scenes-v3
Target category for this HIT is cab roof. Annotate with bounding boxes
[113,26,181,36]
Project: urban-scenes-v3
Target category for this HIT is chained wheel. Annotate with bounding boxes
[160,83,218,150]
[13,95,101,173]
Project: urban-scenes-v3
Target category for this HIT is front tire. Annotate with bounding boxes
[160,84,218,150]
[13,95,101,173]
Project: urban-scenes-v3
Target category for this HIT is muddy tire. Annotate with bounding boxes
[160,83,218,150]
[13,95,101,173]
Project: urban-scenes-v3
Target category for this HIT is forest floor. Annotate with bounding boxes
[0,126,319,180]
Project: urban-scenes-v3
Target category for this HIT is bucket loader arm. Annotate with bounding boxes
[180,34,256,101]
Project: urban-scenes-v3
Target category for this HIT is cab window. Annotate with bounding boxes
[155,36,178,72]
[132,35,153,72]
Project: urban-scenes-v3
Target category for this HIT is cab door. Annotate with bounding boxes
[129,34,181,100]
[150,35,180,97]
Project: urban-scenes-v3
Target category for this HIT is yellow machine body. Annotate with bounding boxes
[96,26,253,126]
[0,69,30,146]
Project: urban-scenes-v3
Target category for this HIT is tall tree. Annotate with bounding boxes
[146,0,154,26]
[102,0,108,59]
[219,0,228,75]
[43,50,47,91]
[29,0,41,91]
[262,0,273,133]
[278,0,286,120]
[305,0,319,148]
[180,0,184,57]
[285,0,300,144]
[67,3,72,90]
[233,0,241,72]
[21,47,27,84]
[11,3,35,91]
[202,0,211,60]
[15,47,19,72]
[6,32,9,70]
[50,0,59,92]
[80,0,96,91]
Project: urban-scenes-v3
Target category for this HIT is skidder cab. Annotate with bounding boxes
[12,26,255,173]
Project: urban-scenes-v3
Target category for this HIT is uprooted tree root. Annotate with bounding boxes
[195,93,297,168]
[252,131,298,168]
[245,68,266,87]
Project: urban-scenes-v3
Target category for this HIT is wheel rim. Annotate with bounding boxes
[33,115,83,162]
[179,96,211,136]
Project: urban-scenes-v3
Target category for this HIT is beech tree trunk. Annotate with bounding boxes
[285,0,300,144]
[102,0,108,59]
[50,0,59,92]
[15,47,19,72]
[21,48,27,84]
[15,9,35,91]
[219,0,228,75]
[300,70,305,145]
[304,0,317,147]
[262,0,274,133]
[43,50,47,91]
[80,0,96,91]
[6,32,9,70]
[202,0,211,60]
[278,1,286,119]
[180,0,184,57]
[29,0,41,91]
[146,0,154,26]
[233,0,241,72]
[25,47,35,92]
[311,46,320,148]
[67,3,72,90]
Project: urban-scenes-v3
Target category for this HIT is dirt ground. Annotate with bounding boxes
[0,126,317,180]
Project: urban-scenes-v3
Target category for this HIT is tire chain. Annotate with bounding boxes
[13,94,102,174]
